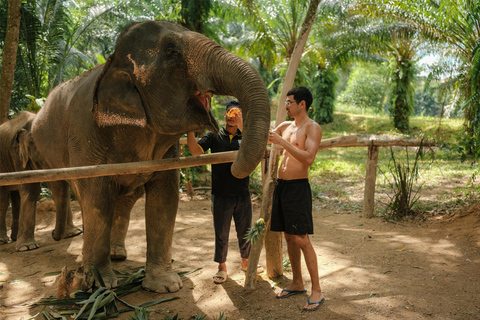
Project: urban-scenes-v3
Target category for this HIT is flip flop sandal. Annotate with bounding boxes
[303,297,325,311]
[213,270,227,284]
[276,288,307,299]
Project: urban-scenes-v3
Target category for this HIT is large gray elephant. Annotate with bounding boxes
[31,20,270,293]
[0,111,81,250]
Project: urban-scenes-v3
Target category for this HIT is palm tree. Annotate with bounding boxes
[358,0,480,148]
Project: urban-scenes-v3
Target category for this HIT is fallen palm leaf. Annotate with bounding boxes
[36,266,199,319]
[178,267,202,277]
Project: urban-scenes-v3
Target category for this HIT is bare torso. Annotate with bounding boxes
[275,119,321,180]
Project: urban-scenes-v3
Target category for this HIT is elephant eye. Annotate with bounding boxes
[165,45,179,57]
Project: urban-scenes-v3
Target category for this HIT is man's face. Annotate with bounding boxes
[284,95,300,118]
[225,106,242,127]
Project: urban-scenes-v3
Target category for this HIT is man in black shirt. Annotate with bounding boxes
[187,100,262,284]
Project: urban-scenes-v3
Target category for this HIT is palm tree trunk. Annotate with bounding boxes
[245,0,321,290]
[0,0,22,124]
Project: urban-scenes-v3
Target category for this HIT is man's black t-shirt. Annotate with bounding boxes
[197,127,250,197]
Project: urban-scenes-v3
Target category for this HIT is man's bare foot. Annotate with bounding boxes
[303,291,324,311]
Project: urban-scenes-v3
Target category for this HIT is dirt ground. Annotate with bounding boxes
[0,180,479,320]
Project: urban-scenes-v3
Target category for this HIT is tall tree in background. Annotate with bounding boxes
[179,0,212,34]
[385,32,419,132]
[358,0,480,147]
[0,0,22,123]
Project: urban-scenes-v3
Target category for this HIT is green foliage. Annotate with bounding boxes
[338,63,388,113]
[244,218,266,244]
[358,0,480,154]
[214,312,228,320]
[379,143,434,220]
[25,94,44,112]
[309,67,338,124]
[35,266,203,320]
[179,0,212,34]
[130,307,151,320]
[414,90,440,117]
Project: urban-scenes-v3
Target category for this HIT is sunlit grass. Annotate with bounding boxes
[250,110,474,206]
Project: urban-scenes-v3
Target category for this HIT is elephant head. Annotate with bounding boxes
[11,111,37,170]
[92,21,270,178]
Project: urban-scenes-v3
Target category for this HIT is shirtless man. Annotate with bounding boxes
[268,86,324,311]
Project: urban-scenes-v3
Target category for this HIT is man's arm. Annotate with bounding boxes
[267,121,290,144]
[269,122,322,167]
[187,131,204,156]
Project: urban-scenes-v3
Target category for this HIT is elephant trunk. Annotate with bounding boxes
[201,44,271,178]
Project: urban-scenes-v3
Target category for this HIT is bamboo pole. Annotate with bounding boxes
[245,0,322,289]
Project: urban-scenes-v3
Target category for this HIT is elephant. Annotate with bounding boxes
[0,111,82,251]
[30,20,270,293]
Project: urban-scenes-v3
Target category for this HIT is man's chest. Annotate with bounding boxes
[282,127,306,149]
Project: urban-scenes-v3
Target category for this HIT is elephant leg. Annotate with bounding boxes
[75,178,118,288]
[142,168,183,293]
[48,181,82,240]
[10,190,20,241]
[110,188,143,260]
[16,183,41,251]
[0,187,10,244]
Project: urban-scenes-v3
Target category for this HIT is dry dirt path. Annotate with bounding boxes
[0,192,479,319]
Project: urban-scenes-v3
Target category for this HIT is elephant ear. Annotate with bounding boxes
[15,129,30,169]
[92,54,147,127]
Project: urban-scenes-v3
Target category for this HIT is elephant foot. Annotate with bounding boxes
[95,267,118,289]
[16,239,40,251]
[0,235,9,244]
[142,270,183,293]
[110,244,127,260]
[52,225,83,241]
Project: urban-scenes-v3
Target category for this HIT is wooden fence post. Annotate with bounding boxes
[260,157,284,278]
[363,142,379,218]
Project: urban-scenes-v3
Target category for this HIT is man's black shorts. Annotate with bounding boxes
[270,178,313,235]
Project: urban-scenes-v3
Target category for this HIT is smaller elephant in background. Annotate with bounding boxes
[0,111,82,251]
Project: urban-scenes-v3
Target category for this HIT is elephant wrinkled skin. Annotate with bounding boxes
[0,111,81,251]
[31,21,270,293]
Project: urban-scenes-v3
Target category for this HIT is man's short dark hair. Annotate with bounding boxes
[226,99,241,111]
[287,86,313,111]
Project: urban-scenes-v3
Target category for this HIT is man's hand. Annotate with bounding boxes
[234,111,243,131]
[268,130,284,146]
[186,131,203,156]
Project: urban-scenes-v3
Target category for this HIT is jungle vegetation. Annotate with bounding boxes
[1,0,479,158]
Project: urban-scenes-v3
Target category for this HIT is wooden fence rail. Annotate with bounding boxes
[0,134,434,219]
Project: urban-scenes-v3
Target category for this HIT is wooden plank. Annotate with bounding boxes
[363,144,379,218]
[0,151,238,187]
